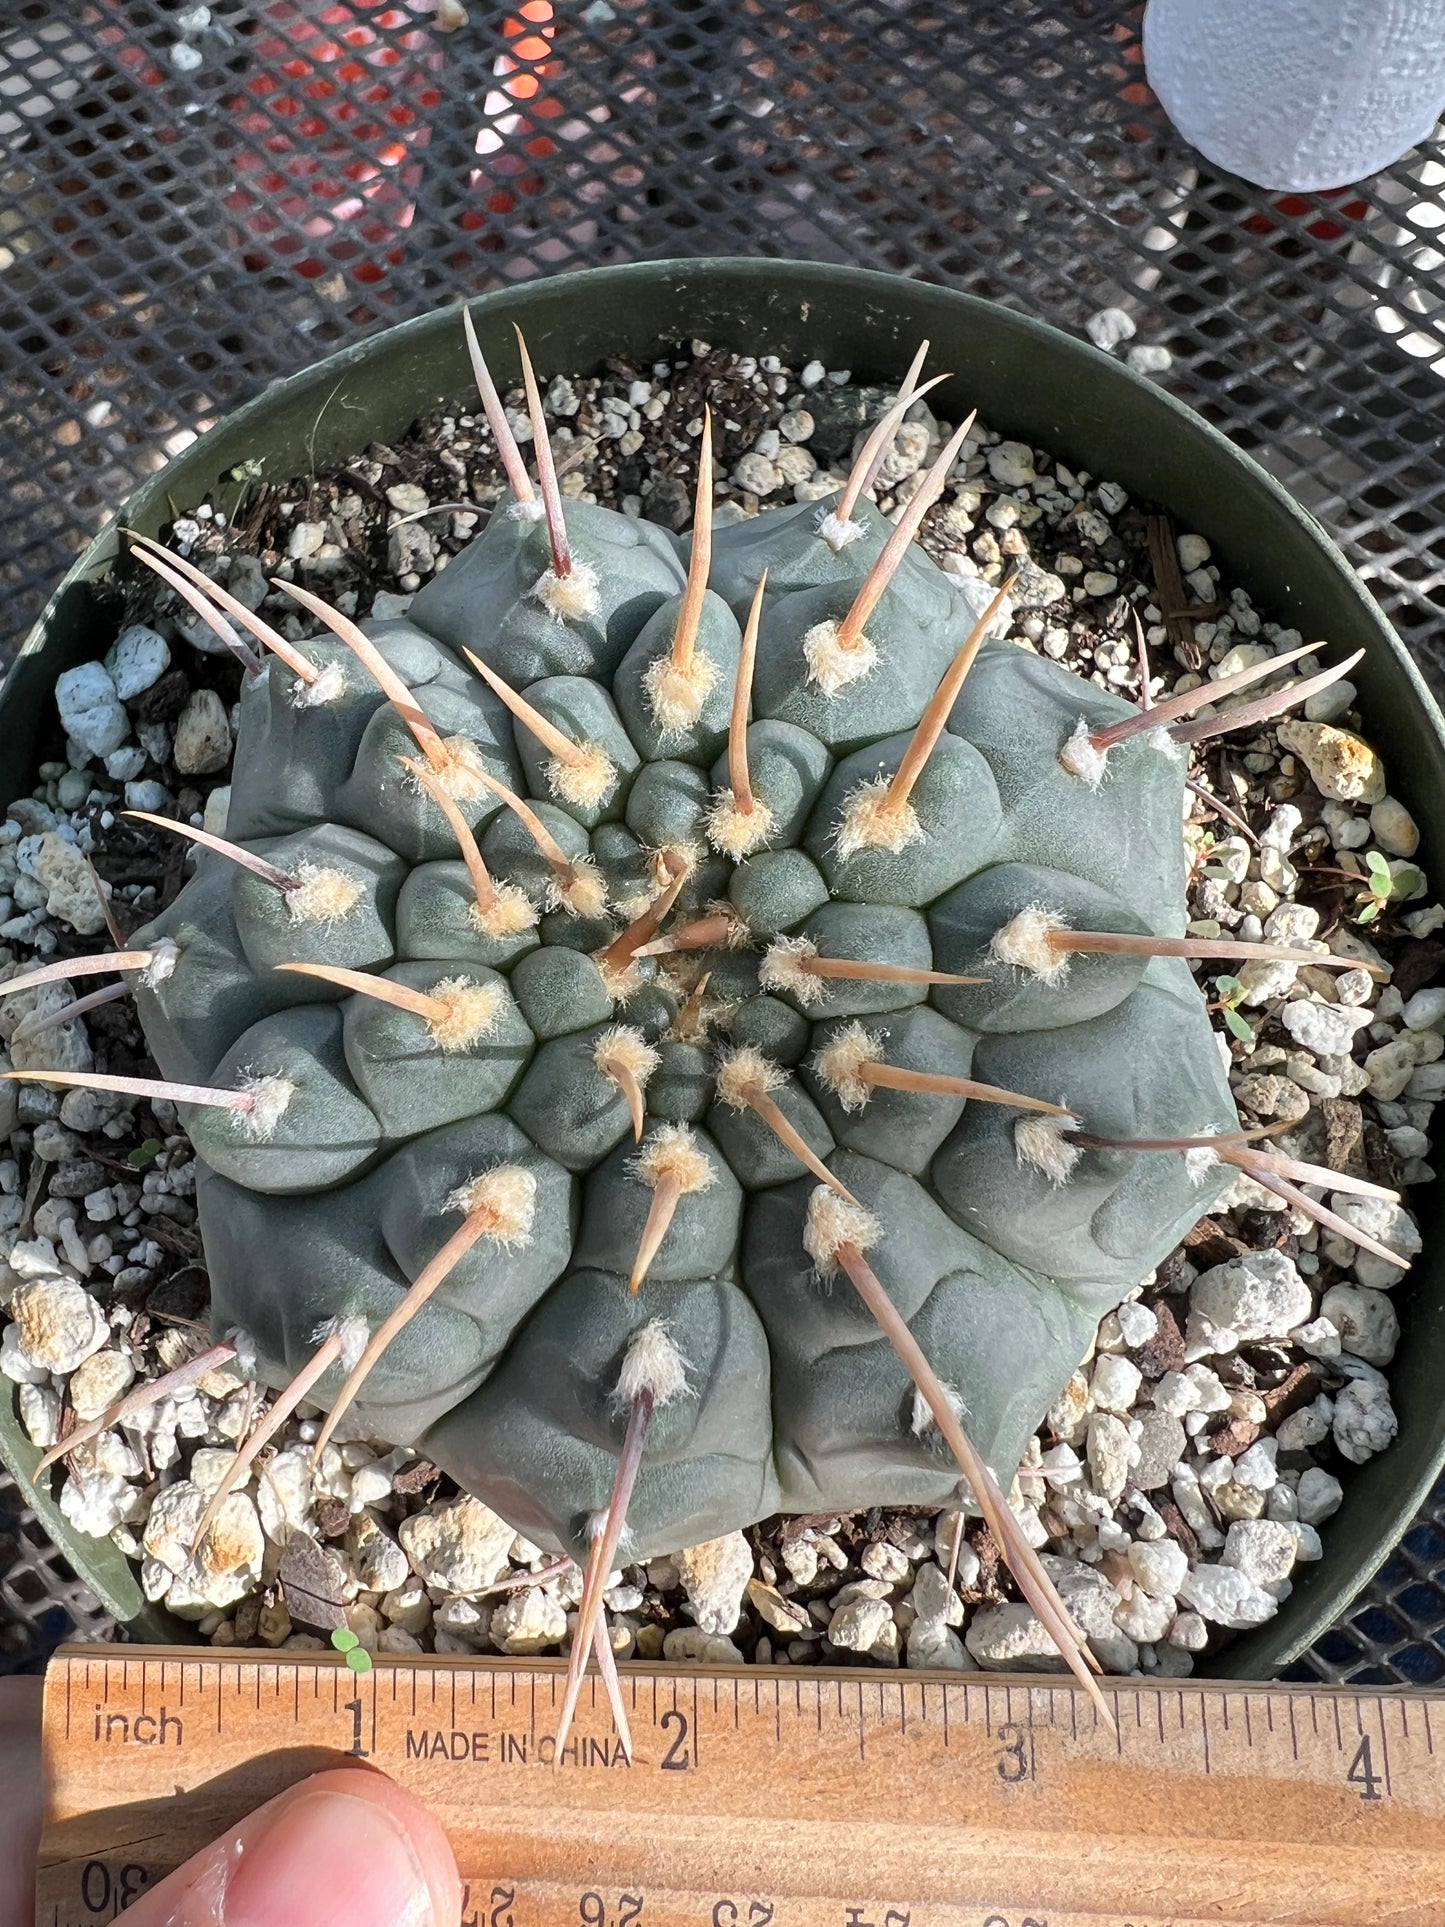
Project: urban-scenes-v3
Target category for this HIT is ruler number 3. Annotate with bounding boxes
[995,1723,1035,1784]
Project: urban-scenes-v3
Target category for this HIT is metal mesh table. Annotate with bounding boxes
[2,0,1444,1681]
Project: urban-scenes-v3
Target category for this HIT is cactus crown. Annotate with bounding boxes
[11,322,1375,1738]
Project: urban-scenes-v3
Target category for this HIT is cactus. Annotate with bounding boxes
[12,318,1383,1743]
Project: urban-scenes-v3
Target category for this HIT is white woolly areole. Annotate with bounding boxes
[1014,1113,1081,1186]
[815,508,866,552]
[293,659,347,709]
[630,1122,716,1195]
[141,938,181,988]
[546,853,608,920]
[990,904,1071,985]
[911,1380,967,1438]
[225,1327,258,1378]
[594,1024,662,1089]
[430,734,492,804]
[530,558,601,623]
[546,744,617,810]
[595,955,645,1003]
[426,977,504,1052]
[1185,1145,1222,1183]
[642,648,719,733]
[507,497,546,522]
[802,618,878,697]
[469,881,538,939]
[285,863,365,926]
[760,936,824,1004]
[614,1318,694,1408]
[445,1164,538,1246]
[834,775,922,861]
[803,1185,880,1276]
[313,1313,371,1375]
[236,1072,297,1142]
[1145,724,1182,763]
[1058,717,1110,788]
[715,1044,787,1111]
[812,1020,883,1112]
[705,787,775,860]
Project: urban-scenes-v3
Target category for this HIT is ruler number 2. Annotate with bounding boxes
[1347,1735,1385,1802]
[659,1708,692,1770]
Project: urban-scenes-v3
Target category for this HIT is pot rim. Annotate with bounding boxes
[6,256,1443,1676]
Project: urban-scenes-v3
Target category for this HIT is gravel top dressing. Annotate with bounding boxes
[0,339,1431,1677]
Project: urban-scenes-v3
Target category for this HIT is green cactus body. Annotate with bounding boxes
[132,373,1238,1573]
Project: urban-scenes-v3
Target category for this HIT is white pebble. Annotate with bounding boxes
[1175,1562,1278,1629]
[1086,306,1137,352]
[1320,1283,1399,1365]
[1279,999,1371,1056]
[1304,679,1355,725]
[104,625,171,701]
[173,689,233,777]
[1296,1468,1344,1524]
[1128,1538,1188,1598]
[987,440,1036,489]
[1191,1250,1311,1343]
[1221,1519,1297,1594]
[1404,988,1445,1031]
[1090,1353,1142,1414]
[675,1532,753,1636]
[56,662,128,761]
[10,1277,109,1374]
[1370,797,1420,858]
[1332,1379,1398,1464]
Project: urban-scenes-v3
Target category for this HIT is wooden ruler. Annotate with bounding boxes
[34,1644,1445,1927]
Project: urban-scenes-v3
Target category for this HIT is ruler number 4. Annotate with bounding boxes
[1346,1735,1385,1802]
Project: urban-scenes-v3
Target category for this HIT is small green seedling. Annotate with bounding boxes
[1357,848,1423,925]
[1210,974,1254,1043]
[330,1628,373,1676]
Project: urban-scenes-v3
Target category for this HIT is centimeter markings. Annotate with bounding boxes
[36,1646,1445,1927]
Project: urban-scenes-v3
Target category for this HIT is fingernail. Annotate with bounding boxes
[225,1787,438,1927]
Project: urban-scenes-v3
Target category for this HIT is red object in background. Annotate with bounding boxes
[1242,190,1371,244]
[462,0,562,239]
[223,1,443,286]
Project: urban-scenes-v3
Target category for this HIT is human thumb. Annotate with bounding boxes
[121,1766,462,1926]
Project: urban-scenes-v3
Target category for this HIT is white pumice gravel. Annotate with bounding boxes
[0,341,1434,1675]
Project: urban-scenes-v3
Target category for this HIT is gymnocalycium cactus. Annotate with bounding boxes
[12,318,1398,1745]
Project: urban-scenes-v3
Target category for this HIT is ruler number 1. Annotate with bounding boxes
[345,1696,370,1759]
[1346,1735,1385,1802]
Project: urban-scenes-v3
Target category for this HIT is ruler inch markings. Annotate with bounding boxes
[35,1647,1445,1927]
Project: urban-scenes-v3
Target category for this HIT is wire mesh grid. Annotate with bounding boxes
[1,0,1444,1681]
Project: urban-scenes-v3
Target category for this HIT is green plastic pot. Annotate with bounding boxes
[4,259,1442,1672]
